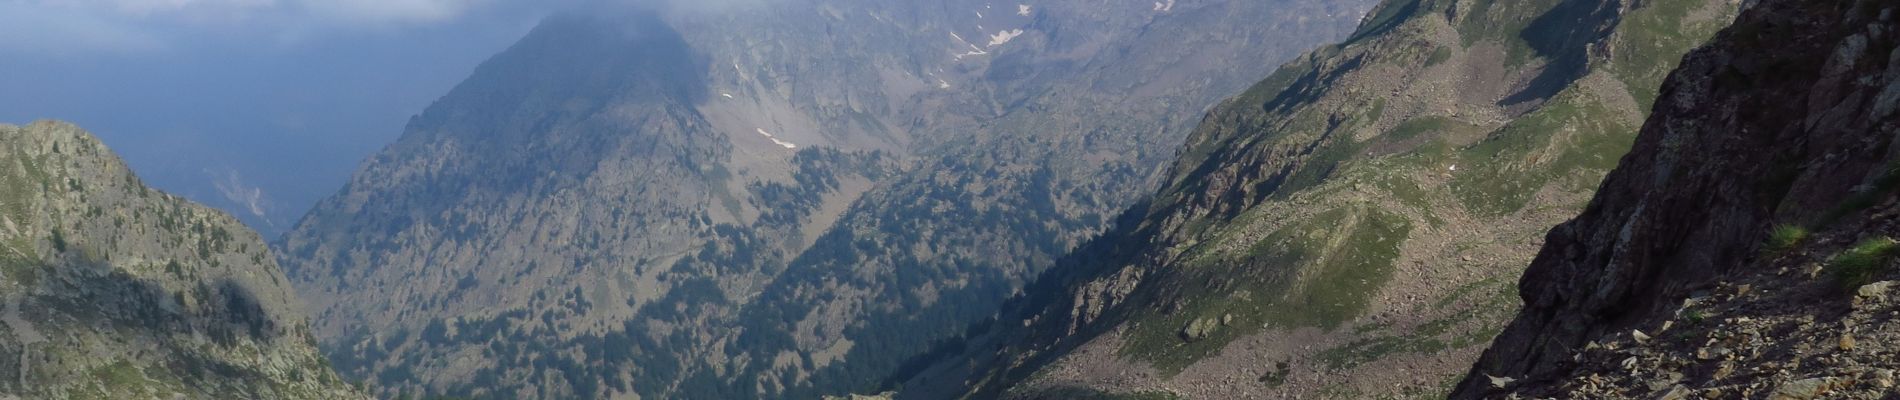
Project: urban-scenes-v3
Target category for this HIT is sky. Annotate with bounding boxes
[0,0,587,237]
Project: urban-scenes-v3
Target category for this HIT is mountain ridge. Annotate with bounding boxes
[893,0,1741,398]
[275,1,1377,398]
[1456,0,1900,397]
[0,120,362,399]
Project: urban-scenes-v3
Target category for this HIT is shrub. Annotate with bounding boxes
[1764,224,1808,255]
[1830,237,1898,290]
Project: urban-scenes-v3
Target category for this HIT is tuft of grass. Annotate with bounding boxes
[1830,237,1898,291]
[1764,224,1809,255]
[1683,309,1706,325]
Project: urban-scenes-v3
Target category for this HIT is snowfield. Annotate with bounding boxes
[755,128,798,149]
[988,29,1024,47]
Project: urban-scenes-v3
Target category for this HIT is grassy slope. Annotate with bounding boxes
[926,0,1740,398]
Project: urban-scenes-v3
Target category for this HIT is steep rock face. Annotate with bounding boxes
[276,1,1375,398]
[0,121,360,399]
[1456,0,1900,397]
[897,0,1740,398]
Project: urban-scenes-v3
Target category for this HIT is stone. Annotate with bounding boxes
[1712,363,1735,380]
[1180,317,1219,342]
[1487,375,1516,388]
[1697,346,1729,360]
[1769,378,1832,400]
[1657,385,1691,400]
[1857,281,1895,299]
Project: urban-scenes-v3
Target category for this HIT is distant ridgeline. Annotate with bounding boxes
[272,0,1377,398]
[0,121,362,399]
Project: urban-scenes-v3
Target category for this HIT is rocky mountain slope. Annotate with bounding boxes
[0,121,361,399]
[1455,0,1900,398]
[274,1,1374,398]
[893,0,1741,398]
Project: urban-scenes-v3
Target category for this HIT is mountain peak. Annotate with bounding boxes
[0,121,363,399]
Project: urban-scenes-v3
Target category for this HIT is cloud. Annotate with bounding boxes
[0,0,568,55]
[0,3,168,55]
[21,0,476,23]
[299,0,485,24]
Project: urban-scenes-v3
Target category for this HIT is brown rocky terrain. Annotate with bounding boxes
[895,0,1743,398]
[1457,0,1900,398]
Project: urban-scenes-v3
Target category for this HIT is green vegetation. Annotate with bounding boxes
[1122,206,1413,374]
[1319,276,1516,371]
[1023,387,1184,400]
[1425,47,1453,67]
[90,361,149,391]
[1383,117,1458,142]
[1829,237,1898,291]
[1764,224,1809,255]
[1451,90,1635,216]
[50,229,67,253]
[1455,0,1573,67]
[1609,0,1730,109]
[1682,309,1707,325]
[1816,161,1900,228]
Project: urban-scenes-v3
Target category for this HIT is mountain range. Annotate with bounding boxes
[890,0,1739,398]
[273,1,1373,398]
[11,0,1900,399]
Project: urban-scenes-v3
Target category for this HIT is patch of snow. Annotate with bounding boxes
[938,79,952,89]
[950,31,990,60]
[1018,4,1031,16]
[976,11,984,18]
[1449,165,1458,172]
[212,169,271,222]
[1154,0,1174,12]
[721,93,734,99]
[756,128,798,149]
[988,29,1024,47]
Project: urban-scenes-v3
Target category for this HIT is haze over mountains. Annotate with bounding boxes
[276,1,1372,397]
[0,0,572,236]
[11,0,1900,399]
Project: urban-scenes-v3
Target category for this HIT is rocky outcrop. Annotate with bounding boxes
[0,121,361,399]
[1456,0,1900,397]
[896,0,1741,398]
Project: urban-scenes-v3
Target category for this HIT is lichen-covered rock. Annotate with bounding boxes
[0,121,362,399]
